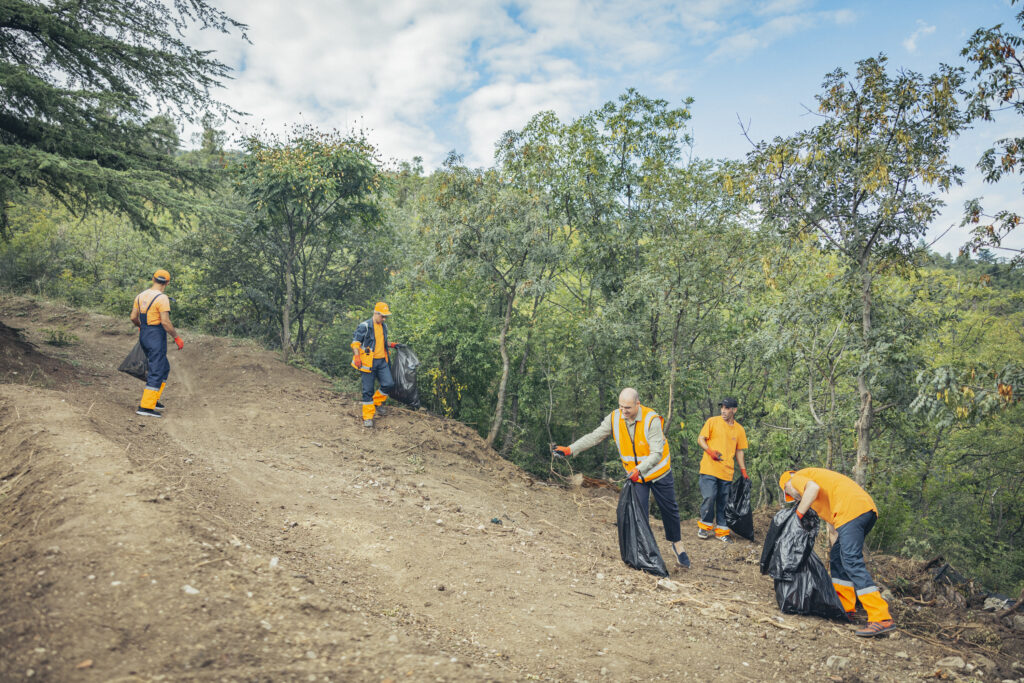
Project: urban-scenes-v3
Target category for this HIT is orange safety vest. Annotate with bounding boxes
[611,405,671,482]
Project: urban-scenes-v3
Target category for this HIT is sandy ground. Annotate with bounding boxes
[2,294,1023,682]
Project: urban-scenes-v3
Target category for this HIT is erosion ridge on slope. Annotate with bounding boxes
[1,295,1022,682]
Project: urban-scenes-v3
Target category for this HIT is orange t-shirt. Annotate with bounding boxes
[698,416,748,480]
[789,467,877,529]
[372,322,387,359]
[133,290,170,326]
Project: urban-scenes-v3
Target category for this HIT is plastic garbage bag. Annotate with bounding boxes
[760,507,846,619]
[389,344,421,409]
[725,476,754,540]
[616,480,669,577]
[118,341,148,381]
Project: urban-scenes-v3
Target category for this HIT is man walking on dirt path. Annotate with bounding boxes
[780,468,896,637]
[351,302,398,428]
[553,388,690,568]
[129,269,183,418]
[696,397,748,542]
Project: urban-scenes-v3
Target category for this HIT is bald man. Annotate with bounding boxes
[553,388,689,568]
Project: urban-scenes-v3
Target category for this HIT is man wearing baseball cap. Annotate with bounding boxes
[351,302,398,427]
[129,269,183,418]
[779,468,895,637]
[695,397,748,542]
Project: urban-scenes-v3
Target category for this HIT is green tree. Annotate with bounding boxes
[0,0,246,236]
[232,126,386,361]
[750,56,966,485]
[961,0,1024,265]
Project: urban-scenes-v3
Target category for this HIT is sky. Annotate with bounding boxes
[187,0,1024,258]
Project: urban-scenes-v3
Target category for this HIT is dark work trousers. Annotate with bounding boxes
[361,357,395,403]
[829,511,879,592]
[699,474,731,531]
[632,474,682,543]
[139,310,169,392]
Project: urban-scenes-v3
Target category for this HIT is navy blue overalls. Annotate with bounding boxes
[138,292,170,396]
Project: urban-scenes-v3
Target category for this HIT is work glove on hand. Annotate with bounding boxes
[552,445,571,458]
[796,510,815,531]
[741,468,749,479]
[388,342,398,348]
[352,354,362,369]
[706,449,723,462]
[628,468,641,483]
[174,337,184,350]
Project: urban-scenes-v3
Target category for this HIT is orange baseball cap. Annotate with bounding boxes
[374,301,391,316]
[153,269,170,283]
[779,470,796,502]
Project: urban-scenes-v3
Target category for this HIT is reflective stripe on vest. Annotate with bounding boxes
[610,405,671,482]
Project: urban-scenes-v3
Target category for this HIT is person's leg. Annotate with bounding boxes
[373,359,394,407]
[139,331,165,410]
[837,512,893,631]
[650,476,682,543]
[361,369,376,422]
[698,474,717,537]
[829,534,858,613]
[714,478,731,538]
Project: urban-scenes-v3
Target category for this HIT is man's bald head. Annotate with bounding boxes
[618,388,640,421]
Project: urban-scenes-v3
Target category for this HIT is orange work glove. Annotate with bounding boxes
[741,468,749,479]
[628,468,641,482]
[388,342,398,348]
[705,449,723,462]
[352,354,362,369]
[174,336,184,350]
[552,445,571,458]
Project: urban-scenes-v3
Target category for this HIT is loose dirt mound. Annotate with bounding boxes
[2,294,1023,682]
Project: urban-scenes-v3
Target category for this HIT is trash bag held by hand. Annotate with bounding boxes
[118,341,148,381]
[725,476,754,540]
[616,480,669,577]
[760,507,846,619]
[389,344,421,409]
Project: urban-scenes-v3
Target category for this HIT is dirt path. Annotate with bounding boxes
[1,295,1020,682]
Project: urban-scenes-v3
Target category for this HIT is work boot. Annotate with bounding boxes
[855,619,896,637]
[363,419,373,428]
[375,405,387,417]
[136,407,162,418]
[697,528,711,540]
[154,401,165,412]
[718,534,733,544]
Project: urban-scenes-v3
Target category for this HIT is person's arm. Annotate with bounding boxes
[565,413,613,456]
[796,480,819,518]
[130,307,141,329]
[697,429,722,461]
[159,310,178,338]
[351,323,366,367]
[736,449,747,478]
[636,415,667,478]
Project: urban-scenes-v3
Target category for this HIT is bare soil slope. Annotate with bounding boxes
[2,295,1022,682]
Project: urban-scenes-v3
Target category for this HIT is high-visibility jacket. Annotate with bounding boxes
[612,405,671,483]
[350,317,390,373]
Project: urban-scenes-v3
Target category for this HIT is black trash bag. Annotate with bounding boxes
[118,341,148,381]
[616,480,669,577]
[389,344,421,409]
[760,507,846,619]
[725,476,754,540]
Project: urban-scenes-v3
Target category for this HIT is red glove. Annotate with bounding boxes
[705,449,723,462]
[388,342,398,348]
[174,336,184,350]
[628,468,641,482]
[552,445,571,458]
[796,510,804,520]
[352,354,362,369]
[741,468,749,479]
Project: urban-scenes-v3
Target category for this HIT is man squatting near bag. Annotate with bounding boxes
[780,468,896,637]
[130,269,183,418]
[553,388,690,569]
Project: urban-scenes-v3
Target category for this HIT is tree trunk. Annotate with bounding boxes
[486,293,515,448]
[282,257,293,362]
[853,263,872,486]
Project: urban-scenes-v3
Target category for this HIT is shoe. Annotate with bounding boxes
[855,619,896,637]
[718,534,733,543]
[154,401,165,412]
[136,407,162,418]
[375,406,387,417]
[697,528,711,540]
[363,419,373,428]
[673,543,691,569]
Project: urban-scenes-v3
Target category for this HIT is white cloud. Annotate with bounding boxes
[903,20,936,53]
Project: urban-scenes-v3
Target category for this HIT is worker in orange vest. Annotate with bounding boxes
[779,468,896,637]
[129,269,183,418]
[553,388,690,568]
[351,302,397,428]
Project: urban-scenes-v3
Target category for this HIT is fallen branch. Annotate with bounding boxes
[997,588,1024,618]
[194,557,229,569]
[539,518,577,538]
[758,617,796,631]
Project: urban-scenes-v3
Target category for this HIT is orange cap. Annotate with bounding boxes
[153,269,170,283]
[779,470,796,502]
[374,301,391,316]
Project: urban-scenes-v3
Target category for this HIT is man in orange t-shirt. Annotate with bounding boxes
[129,269,183,418]
[780,468,895,637]
[696,397,748,542]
